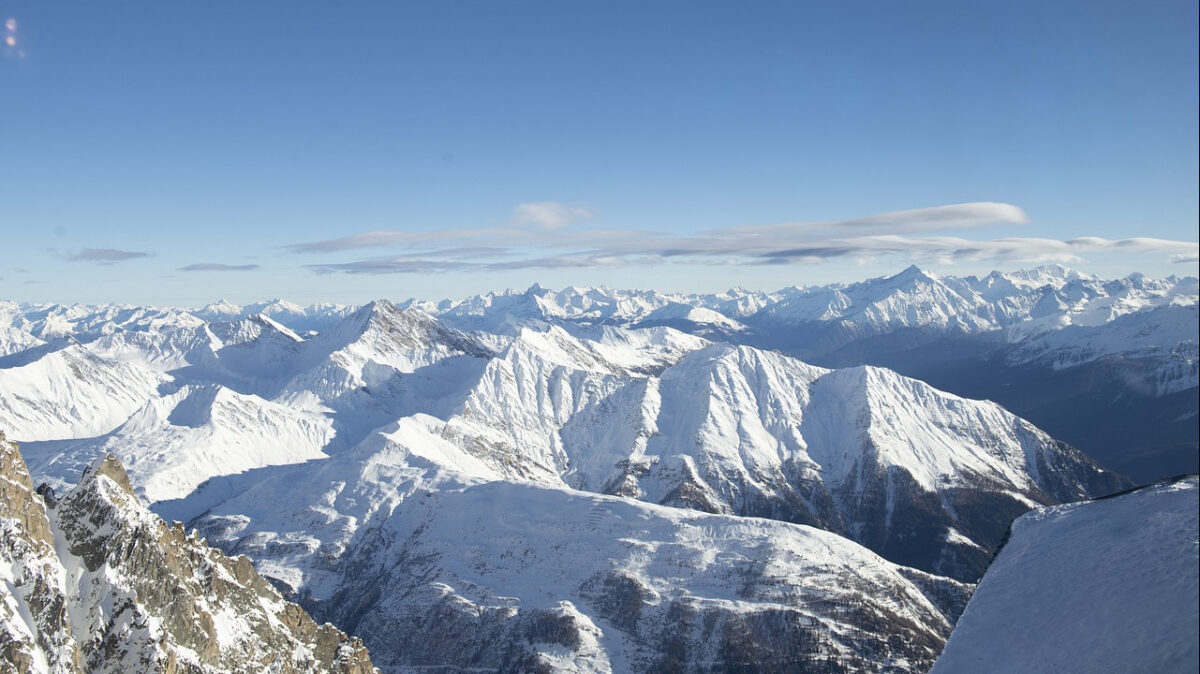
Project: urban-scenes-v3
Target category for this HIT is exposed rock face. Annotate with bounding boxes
[0,429,83,673]
[0,430,375,673]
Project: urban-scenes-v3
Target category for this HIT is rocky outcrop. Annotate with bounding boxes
[0,429,83,673]
[0,430,375,673]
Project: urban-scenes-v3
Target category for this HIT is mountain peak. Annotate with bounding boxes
[79,453,137,497]
[890,264,936,283]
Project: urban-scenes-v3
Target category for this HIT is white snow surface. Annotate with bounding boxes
[932,477,1200,674]
[23,384,335,502]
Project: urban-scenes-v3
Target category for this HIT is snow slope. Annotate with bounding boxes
[0,343,164,440]
[182,424,971,673]
[932,476,1199,674]
[22,384,335,502]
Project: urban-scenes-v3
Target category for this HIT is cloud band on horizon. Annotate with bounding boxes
[290,202,1199,275]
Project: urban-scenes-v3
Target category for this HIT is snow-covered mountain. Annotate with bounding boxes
[0,341,165,440]
[1004,303,1199,395]
[7,265,1192,385]
[932,475,1199,673]
[172,422,973,673]
[24,383,336,503]
[0,265,1186,671]
[426,265,1194,365]
[0,430,375,673]
[424,268,1196,481]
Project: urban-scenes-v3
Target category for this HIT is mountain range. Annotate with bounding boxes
[0,264,1193,672]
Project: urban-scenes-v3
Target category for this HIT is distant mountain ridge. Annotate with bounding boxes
[3,264,1194,479]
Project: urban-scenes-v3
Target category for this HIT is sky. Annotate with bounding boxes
[1,0,1197,306]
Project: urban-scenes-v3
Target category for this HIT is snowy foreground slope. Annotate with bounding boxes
[932,476,1200,674]
[0,430,375,673]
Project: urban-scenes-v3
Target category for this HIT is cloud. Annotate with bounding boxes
[293,201,1198,275]
[712,202,1030,238]
[509,202,593,231]
[393,246,512,259]
[307,258,474,275]
[64,248,153,263]
[286,204,592,254]
[744,235,1199,266]
[308,233,1199,275]
[286,227,526,254]
[179,263,261,272]
[305,253,630,275]
[1169,253,1199,264]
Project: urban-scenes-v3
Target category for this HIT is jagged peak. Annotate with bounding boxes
[78,453,137,498]
[350,297,415,325]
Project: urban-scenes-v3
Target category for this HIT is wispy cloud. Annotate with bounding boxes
[285,227,526,254]
[306,253,629,275]
[291,201,1199,275]
[711,202,1030,238]
[744,235,1200,266]
[1169,253,1199,264]
[286,201,594,254]
[179,263,261,272]
[64,248,153,263]
[509,201,593,231]
[307,258,473,275]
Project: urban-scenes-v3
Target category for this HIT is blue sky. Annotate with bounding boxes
[1,1,1197,305]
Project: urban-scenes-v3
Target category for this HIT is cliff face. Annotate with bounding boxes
[0,429,375,674]
[0,430,83,672]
